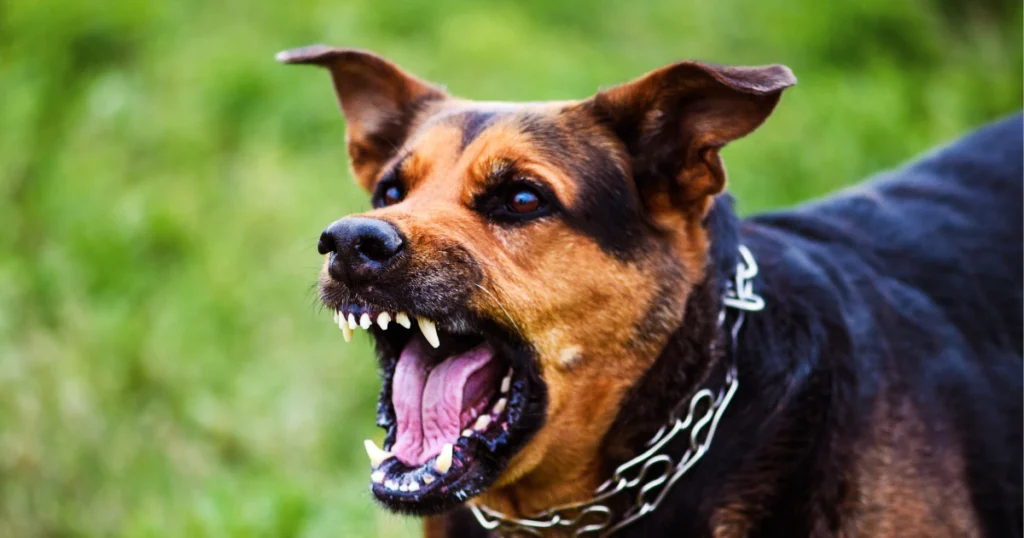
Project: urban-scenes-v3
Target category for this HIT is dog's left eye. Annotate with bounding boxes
[477,180,555,223]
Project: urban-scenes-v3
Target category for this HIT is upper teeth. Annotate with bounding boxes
[338,313,352,342]
[395,312,411,329]
[417,318,440,349]
[330,308,441,348]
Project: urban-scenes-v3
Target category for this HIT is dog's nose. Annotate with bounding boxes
[318,217,405,282]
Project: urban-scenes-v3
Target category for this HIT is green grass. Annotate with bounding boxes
[0,0,1019,536]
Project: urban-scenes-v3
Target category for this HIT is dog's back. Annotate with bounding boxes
[744,115,1022,536]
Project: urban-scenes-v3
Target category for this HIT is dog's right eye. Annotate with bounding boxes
[373,181,405,208]
[507,188,541,214]
[383,186,403,205]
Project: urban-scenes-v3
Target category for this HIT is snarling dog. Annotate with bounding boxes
[278,45,1023,537]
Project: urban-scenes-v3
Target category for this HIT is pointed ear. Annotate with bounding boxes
[277,46,447,190]
[590,61,795,215]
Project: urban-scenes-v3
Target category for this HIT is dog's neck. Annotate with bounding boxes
[600,194,739,478]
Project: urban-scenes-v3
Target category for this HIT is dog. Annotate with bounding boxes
[278,45,1023,537]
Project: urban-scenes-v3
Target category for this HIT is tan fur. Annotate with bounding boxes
[838,393,980,538]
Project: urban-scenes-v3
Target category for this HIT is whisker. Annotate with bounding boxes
[474,283,524,339]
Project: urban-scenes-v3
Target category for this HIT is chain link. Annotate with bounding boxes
[469,245,764,537]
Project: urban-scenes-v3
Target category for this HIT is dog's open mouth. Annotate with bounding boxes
[328,304,545,515]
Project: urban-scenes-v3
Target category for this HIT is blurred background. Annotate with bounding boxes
[0,0,1020,536]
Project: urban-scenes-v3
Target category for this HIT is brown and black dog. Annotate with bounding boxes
[279,46,1023,537]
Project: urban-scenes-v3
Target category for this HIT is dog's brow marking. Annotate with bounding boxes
[460,110,498,151]
[474,283,524,339]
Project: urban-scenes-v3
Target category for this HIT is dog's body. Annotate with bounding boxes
[280,46,1022,537]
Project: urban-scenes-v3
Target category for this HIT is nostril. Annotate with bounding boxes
[355,234,403,262]
[317,231,335,255]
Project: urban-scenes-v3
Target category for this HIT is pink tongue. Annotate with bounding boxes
[391,339,499,466]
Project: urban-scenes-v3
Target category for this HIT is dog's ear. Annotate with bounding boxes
[278,46,447,191]
[589,61,795,216]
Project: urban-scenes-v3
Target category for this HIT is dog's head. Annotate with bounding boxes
[280,46,793,516]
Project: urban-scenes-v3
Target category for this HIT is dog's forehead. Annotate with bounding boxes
[398,101,585,199]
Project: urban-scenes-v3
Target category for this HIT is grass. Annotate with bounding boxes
[0,0,1020,536]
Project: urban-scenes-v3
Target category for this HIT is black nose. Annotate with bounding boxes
[318,217,405,282]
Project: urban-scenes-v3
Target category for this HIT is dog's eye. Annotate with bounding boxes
[373,181,405,208]
[476,179,555,223]
[383,185,403,205]
[508,188,541,214]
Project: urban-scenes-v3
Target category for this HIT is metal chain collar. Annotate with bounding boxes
[469,245,765,537]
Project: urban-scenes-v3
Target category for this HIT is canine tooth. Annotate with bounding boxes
[500,374,511,394]
[360,313,372,329]
[493,398,507,415]
[371,470,385,484]
[377,312,391,330]
[348,313,358,330]
[408,481,420,492]
[395,312,412,329]
[474,414,491,431]
[462,428,473,438]
[339,315,352,342]
[434,443,453,474]
[363,439,392,468]
[418,318,440,348]
[423,474,435,485]
[333,310,339,324]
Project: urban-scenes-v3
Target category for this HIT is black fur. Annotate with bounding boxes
[459,110,498,150]
[453,115,1024,536]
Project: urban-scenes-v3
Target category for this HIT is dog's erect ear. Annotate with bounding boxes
[277,46,447,190]
[589,61,795,215]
